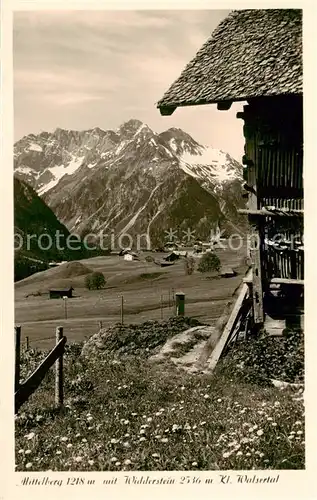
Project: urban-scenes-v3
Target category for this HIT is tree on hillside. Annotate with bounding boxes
[85,271,106,290]
[197,252,221,273]
[184,255,195,275]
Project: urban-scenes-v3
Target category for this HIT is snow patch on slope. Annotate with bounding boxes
[180,146,238,183]
[38,155,85,195]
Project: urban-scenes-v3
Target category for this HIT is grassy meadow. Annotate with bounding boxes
[14,243,305,472]
[15,245,247,350]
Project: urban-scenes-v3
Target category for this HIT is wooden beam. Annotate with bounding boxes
[15,336,66,413]
[244,275,304,286]
[270,278,304,285]
[159,105,176,116]
[238,209,304,217]
[205,282,250,372]
[217,100,232,111]
[196,269,252,371]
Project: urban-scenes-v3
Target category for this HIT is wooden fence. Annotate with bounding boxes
[14,325,67,414]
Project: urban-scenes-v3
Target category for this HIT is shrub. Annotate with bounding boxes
[184,255,195,275]
[197,252,221,273]
[145,255,155,263]
[85,271,106,290]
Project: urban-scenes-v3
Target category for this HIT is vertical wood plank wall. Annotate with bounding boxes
[240,95,303,325]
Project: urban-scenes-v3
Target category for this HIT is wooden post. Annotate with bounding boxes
[15,326,21,392]
[175,292,185,316]
[243,104,264,325]
[160,294,163,320]
[121,296,124,325]
[55,327,64,408]
[99,320,103,330]
[25,336,29,351]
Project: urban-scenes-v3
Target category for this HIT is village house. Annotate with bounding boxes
[157,9,303,336]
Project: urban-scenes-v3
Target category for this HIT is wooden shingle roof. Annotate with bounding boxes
[157,9,302,115]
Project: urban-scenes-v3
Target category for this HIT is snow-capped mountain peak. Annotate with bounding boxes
[14,119,245,244]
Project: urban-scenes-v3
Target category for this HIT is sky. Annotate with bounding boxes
[13,9,246,161]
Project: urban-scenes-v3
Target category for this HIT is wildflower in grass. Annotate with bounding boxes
[200,421,206,426]
[87,416,93,422]
[267,417,273,421]
[184,423,191,430]
[139,437,146,442]
[161,438,168,443]
[131,412,138,416]
[88,460,94,466]
[257,430,264,437]
[204,394,210,400]
[246,452,251,457]
[25,450,32,455]
[75,433,81,438]
[155,435,161,439]
[297,430,303,435]
[110,457,118,462]
[82,438,87,443]
[25,432,35,440]
[111,438,119,444]
[60,437,68,442]
[181,386,185,391]
[115,462,121,466]
[236,451,243,456]
[123,420,129,425]
[18,449,24,454]
[74,456,83,462]
[271,423,277,427]
[294,421,302,426]
[147,417,153,423]
[217,398,222,403]
[289,435,294,440]
[67,444,72,449]
[124,433,130,438]
[124,459,132,465]
[35,415,43,422]
[25,463,32,469]
[222,452,230,458]
[123,442,130,448]
[274,401,280,407]
[192,462,198,467]
[139,429,146,435]
[155,412,162,416]
[152,453,159,458]
[56,451,62,455]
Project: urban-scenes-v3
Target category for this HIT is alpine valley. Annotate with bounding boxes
[14,119,246,248]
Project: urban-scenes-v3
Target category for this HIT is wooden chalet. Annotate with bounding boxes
[157,9,303,343]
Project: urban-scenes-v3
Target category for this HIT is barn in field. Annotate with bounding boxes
[49,287,74,299]
[157,9,303,345]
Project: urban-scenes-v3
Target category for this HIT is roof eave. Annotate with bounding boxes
[158,92,303,115]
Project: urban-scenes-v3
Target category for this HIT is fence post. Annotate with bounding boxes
[160,294,164,320]
[15,326,21,392]
[175,292,185,317]
[99,320,103,330]
[55,326,64,408]
[121,296,124,325]
[25,336,29,351]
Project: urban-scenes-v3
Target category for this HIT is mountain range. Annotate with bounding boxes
[14,119,246,249]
